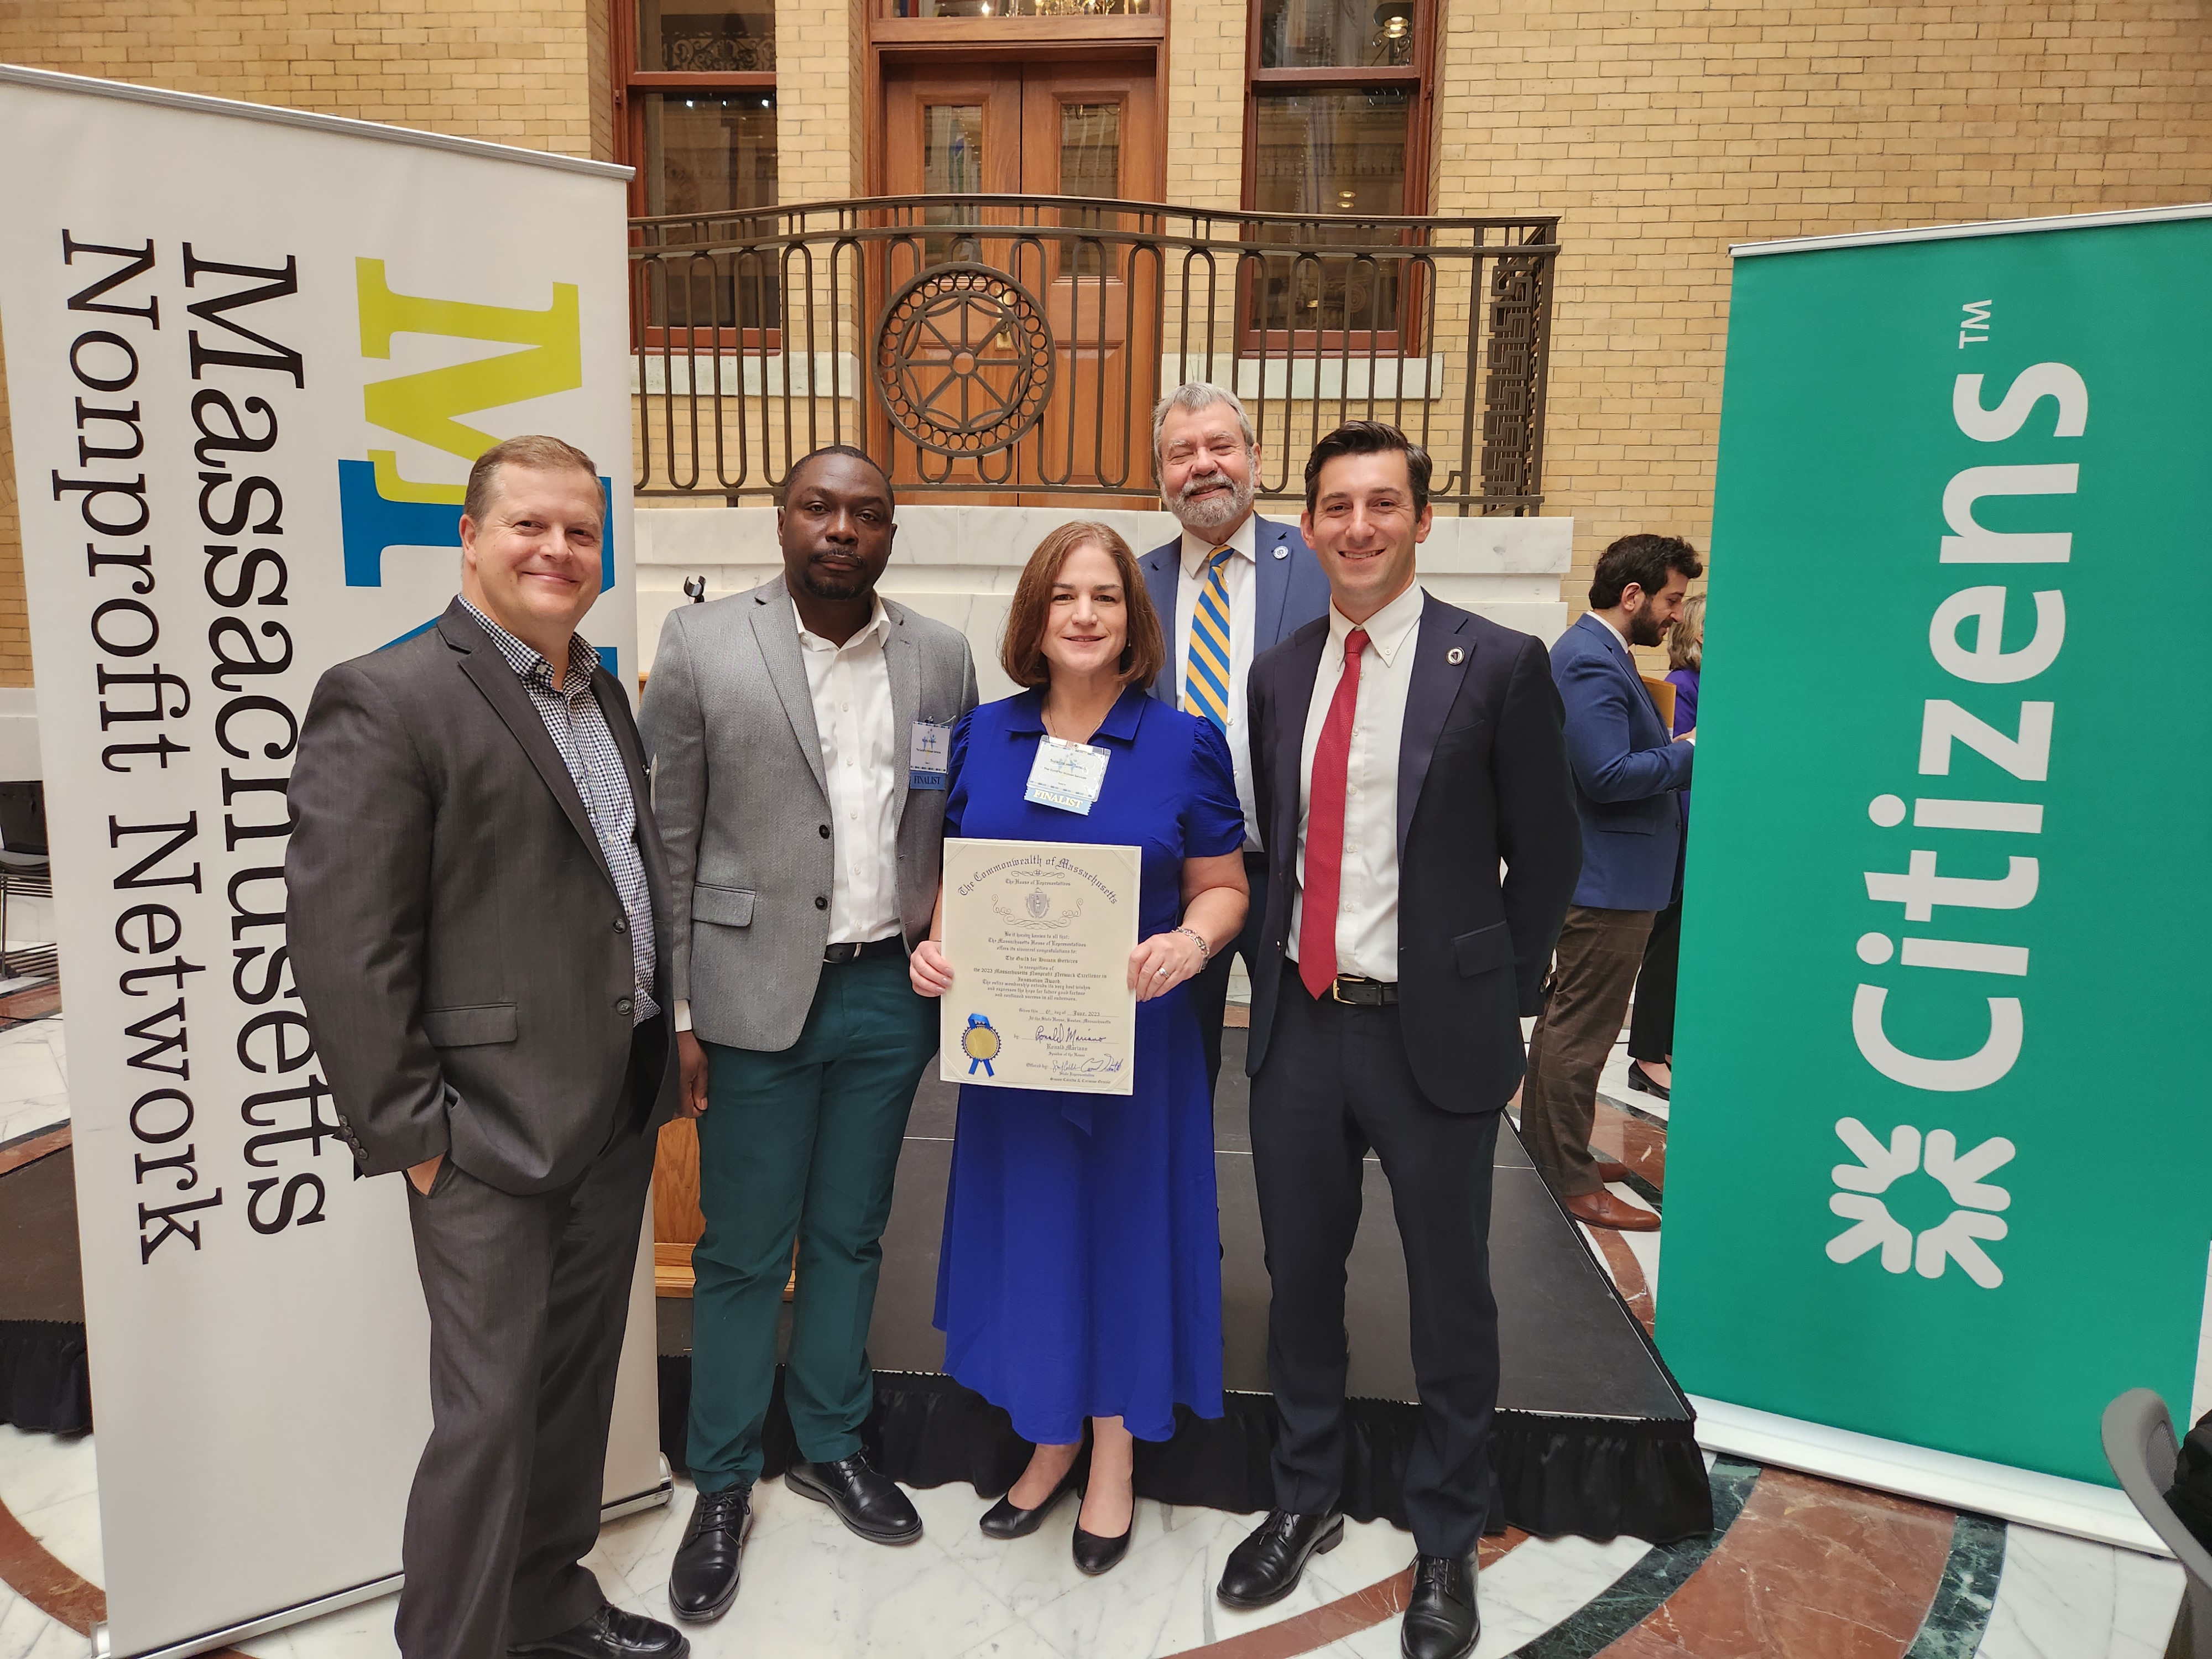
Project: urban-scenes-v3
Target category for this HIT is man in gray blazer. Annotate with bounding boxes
[640,446,977,1624]
[288,436,686,1659]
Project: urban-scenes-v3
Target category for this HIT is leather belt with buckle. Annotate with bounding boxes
[825,936,905,966]
[1329,975,1399,1006]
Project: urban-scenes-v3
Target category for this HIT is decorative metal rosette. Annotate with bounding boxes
[873,264,1055,458]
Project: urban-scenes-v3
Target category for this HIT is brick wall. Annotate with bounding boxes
[3,0,2208,686]
[1433,0,2212,612]
[774,0,864,204]
[0,1,603,153]
[0,0,608,684]
[1166,0,1248,212]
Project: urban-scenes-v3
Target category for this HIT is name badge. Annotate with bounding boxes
[910,720,953,791]
[1025,735,1110,815]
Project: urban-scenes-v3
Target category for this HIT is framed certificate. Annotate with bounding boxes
[938,837,1141,1095]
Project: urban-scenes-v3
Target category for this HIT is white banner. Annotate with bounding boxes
[0,66,664,1658]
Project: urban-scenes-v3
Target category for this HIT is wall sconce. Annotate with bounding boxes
[1372,2,1412,61]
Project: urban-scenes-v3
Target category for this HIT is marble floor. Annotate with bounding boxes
[0,1001,66,1153]
[0,1011,2187,1658]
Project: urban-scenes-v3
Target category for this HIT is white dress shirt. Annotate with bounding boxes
[798,599,902,946]
[1287,581,1426,984]
[1590,609,1631,653]
[1173,513,1261,849]
[674,599,900,1035]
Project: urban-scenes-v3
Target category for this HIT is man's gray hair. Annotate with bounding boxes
[1151,382,1255,463]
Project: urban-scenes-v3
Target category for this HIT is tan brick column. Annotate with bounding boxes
[1432,0,2212,617]
[0,0,611,686]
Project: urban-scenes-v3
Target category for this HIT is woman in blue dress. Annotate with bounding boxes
[910,521,1248,1577]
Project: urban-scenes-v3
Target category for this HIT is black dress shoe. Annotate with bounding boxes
[785,1452,924,1544]
[667,1484,752,1623]
[1072,1512,1133,1576]
[511,1603,688,1659]
[1215,1508,1344,1609]
[1626,1060,1670,1102]
[1071,1480,1134,1577]
[1400,1553,1479,1659]
[980,1469,1079,1539]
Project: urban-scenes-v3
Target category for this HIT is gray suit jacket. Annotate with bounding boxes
[639,577,978,1052]
[286,599,680,1195]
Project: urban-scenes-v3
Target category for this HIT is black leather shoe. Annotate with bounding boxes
[980,1468,1079,1540]
[1071,1511,1133,1577]
[1626,1060,1670,1102]
[667,1484,752,1623]
[1400,1553,1479,1659]
[785,1452,924,1544]
[511,1603,688,1659]
[1215,1508,1344,1609]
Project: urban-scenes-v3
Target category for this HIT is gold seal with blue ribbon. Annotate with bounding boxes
[961,1014,1000,1076]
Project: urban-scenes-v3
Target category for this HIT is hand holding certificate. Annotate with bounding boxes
[935,837,1140,1095]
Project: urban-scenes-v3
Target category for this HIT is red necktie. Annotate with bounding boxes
[1299,628,1369,1000]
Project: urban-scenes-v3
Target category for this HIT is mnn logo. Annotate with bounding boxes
[339,259,612,627]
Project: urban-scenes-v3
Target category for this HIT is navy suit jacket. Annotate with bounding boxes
[1139,513,1333,710]
[1551,612,1692,911]
[1245,595,1582,1112]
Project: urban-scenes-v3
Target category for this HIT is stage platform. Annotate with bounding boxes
[658,1032,1713,1546]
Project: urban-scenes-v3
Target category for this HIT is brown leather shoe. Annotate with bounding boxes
[1565,1188,1660,1232]
[1595,1160,1632,1184]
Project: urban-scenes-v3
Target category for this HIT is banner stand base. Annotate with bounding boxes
[89,1474,677,1659]
[1691,1395,2166,1557]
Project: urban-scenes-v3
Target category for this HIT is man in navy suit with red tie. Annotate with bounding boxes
[1220,422,1580,1659]
[1138,383,1332,1096]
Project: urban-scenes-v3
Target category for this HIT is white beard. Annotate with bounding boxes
[1170,470,1255,535]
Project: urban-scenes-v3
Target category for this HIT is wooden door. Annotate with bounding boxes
[1019,64,1160,502]
[877,67,1028,499]
[873,58,1161,502]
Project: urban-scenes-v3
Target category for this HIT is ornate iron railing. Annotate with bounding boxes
[629,195,1557,513]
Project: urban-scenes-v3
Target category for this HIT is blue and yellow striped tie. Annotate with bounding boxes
[1183,545,1235,734]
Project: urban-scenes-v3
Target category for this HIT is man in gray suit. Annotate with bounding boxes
[288,435,686,1659]
[640,445,978,1624]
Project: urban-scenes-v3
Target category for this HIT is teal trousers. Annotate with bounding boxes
[687,953,936,1491]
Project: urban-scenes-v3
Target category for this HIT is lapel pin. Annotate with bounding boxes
[1446,647,1465,665]
[1273,546,1287,559]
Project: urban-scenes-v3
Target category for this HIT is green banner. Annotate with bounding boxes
[1662,208,2212,1487]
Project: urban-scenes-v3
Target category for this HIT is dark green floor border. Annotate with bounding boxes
[1509,1458,1759,1658]
[1903,1512,2007,1658]
[1507,1459,2010,1659]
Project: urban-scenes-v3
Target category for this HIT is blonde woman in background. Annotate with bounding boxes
[1626,593,1703,1101]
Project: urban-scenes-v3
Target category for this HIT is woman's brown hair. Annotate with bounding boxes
[999,521,1166,691]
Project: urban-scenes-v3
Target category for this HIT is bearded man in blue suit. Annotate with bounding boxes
[1138,383,1333,1097]
[1521,533,1701,1230]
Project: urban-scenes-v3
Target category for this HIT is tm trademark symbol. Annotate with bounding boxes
[1959,299,1993,348]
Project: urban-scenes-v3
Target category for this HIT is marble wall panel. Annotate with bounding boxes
[634,506,1574,691]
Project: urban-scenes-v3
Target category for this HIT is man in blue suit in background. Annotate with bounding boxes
[1521,533,1702,1230]
[1140,383,1332,1095]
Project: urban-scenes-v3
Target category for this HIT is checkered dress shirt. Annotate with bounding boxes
[463,600,660,1026]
